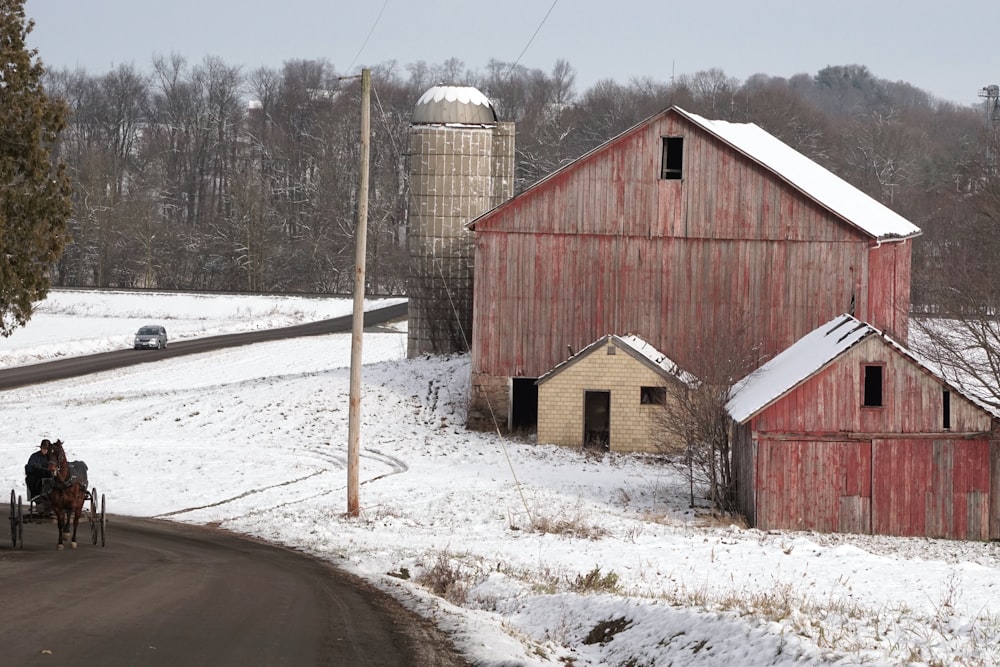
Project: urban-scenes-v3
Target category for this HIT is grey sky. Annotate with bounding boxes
[22,0,1000,108]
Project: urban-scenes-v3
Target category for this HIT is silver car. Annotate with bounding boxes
[134,325,168,350]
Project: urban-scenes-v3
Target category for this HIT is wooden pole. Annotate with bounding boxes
[347,68,370,517]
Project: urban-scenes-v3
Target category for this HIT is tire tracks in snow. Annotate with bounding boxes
[155,448,408,520]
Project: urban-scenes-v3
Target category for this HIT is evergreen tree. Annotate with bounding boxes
[0,0,71,336]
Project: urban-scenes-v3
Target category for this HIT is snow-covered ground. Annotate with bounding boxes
[2,289,999,666]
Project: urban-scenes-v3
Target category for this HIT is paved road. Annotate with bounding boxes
[1,517,467,666]
[0,301,407,390]
[1,301,470,665]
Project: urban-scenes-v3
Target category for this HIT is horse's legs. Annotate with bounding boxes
[70,501,82,549]
[54,505,66,550]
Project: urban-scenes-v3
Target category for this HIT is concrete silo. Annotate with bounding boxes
[407,84,514,357]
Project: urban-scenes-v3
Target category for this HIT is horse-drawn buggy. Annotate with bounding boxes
[9,439,106,550]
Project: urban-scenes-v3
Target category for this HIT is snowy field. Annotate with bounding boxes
[2,289,1000,666]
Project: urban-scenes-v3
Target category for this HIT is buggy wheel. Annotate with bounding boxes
[99,494,107,547]
[9,490,17,548]
[10,491,23,549]
[89,488,98,545]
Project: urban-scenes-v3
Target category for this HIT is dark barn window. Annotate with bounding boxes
[661,137,684,180]
[862,364,883,407]
[943,389,951,430]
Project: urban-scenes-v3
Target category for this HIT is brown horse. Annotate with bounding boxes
[46,440,89,550]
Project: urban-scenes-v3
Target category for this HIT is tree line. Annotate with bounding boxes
[37,55,997,301]
[28,43,1000,416]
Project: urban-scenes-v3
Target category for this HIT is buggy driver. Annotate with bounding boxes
[25,438,53,500]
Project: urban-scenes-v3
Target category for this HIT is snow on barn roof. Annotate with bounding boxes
[676,108,922,242]
[726,314,1000,423]
[726,315,873,423]
[537,334,698,386]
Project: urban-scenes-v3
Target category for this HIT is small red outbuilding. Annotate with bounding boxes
[728,314,1000,540]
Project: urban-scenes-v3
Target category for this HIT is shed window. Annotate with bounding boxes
[661,137,683,180]
[862,364,883,407]
[641,386,666,405]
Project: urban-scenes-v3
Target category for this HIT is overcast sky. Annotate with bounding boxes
[22,0,1000,108]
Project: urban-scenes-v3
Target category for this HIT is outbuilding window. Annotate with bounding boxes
[862,364,884,407]
[641,386,666,405]
[661,137,684,180]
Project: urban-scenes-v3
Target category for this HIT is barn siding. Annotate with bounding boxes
[476,232,884,382]
[756,439,871,533]
[872,439,990,540]
[487,115,869,244]
[750,436,992,539]
[867,241,912,344]
[470,108,913,429]
[732,423,756,526]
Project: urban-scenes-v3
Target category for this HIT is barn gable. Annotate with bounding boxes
[536,334,695,453]
[727,314,1000,540]
[469,106,921,243]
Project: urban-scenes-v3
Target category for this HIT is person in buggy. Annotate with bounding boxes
[25,438,54,510]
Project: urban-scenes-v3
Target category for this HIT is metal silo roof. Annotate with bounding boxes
[412,84,497,125]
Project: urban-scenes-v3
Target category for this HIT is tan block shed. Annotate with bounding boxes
[536,334,696,453]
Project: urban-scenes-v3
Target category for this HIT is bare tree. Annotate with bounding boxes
[911,167,1000,411]
[654,321,763,512]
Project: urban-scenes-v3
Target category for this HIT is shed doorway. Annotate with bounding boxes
[583,390,610,450]
[510,377,538,434]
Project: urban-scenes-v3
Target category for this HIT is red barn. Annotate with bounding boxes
[467,106,921,433]
[727,314,1000,540]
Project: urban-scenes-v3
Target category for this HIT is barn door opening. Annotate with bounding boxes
[583,390,610,451]
[510,378,538,434]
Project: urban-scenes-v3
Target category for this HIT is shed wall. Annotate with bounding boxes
[537,340,680,453]
[751,337,993,435]
[736,335,998,540]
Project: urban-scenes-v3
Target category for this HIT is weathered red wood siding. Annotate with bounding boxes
[756,439,872,534]
[740,335,997,540]
[867,241,912,344]
[751,337,991,435]
[471,110,913,398]
[872,439,990,540]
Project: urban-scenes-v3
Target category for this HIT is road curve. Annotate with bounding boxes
[2,300,470,666]
[1,517,467,666]
[0,301,407,390]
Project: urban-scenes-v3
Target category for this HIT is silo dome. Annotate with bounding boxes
[412,84,497,125]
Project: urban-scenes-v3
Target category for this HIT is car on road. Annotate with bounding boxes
[134,325,168,350]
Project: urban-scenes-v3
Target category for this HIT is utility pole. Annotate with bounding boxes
[347,68,370,517]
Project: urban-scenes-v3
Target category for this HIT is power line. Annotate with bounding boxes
[508,0,559,75]
[346,0,391,75]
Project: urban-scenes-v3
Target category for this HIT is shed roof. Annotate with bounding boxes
[537,334,697,386]
[726,314,1000,423]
